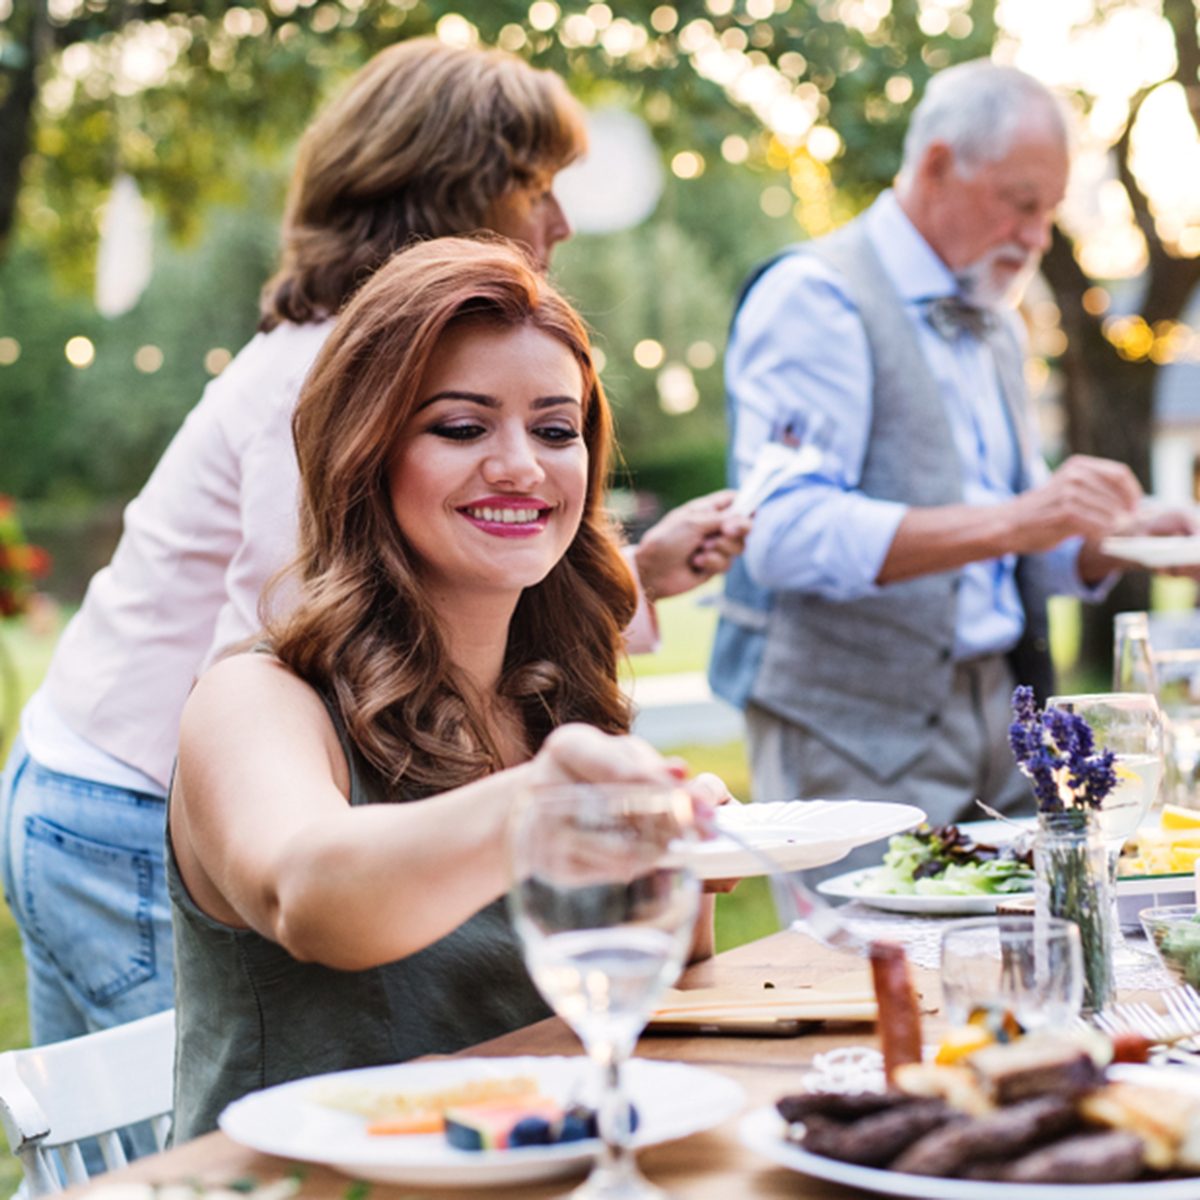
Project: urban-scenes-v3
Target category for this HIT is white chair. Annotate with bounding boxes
[0,1009,175,1195]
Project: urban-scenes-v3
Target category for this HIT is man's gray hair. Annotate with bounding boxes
[897,60,1067,186]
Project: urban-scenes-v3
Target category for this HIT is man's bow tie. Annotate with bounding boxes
[924,295,994,341]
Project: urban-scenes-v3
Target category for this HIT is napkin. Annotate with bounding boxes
[648,984,877,1032]
[731,442,823,517]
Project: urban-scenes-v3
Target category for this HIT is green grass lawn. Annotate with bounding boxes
[622,578,724,679]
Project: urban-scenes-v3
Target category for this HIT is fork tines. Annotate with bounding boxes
[1095,986,1200,1051]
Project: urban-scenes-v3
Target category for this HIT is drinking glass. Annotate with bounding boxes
[509,782,702,1200]
[1152,646,1200,809]
[940,916,1084,1031]
[1130,611,1200,809]
[1047,692,1164,964]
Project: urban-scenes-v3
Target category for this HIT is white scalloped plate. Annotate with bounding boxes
[684,800,926,881]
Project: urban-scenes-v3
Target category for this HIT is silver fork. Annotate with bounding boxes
[1095,1001,1179,1041]
[1162,984,1200,1041]
[1094,997,1200,1063]
[706,818,870,956]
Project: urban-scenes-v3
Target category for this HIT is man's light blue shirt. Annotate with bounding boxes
[727,190,1095,661]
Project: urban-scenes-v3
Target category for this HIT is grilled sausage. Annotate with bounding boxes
[869,941,923,1081]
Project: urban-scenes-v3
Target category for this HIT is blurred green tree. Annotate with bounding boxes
[2,2,996,271]
[0,0,996,530]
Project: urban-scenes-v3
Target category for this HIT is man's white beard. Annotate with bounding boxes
[956,242,1040,309]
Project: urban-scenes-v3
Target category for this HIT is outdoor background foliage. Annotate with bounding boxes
[6,2,1200,669]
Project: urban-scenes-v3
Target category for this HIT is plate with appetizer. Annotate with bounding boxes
[687,798,926,880]
[219,1055,745,1187]
[741,1058,1200,1197]
[741,938,1200,1196]
[817,822,1036,915]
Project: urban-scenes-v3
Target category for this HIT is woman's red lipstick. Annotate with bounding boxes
[457,496,551,537]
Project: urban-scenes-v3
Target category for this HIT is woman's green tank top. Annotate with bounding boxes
[167,689,549,1141]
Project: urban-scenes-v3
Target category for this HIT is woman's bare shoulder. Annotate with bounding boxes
[184,651,328,733]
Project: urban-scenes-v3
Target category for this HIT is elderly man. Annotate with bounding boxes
[710,60,1150,833]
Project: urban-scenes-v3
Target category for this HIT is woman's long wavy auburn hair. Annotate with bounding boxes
[259,38,585,331]
[268,238,636,793]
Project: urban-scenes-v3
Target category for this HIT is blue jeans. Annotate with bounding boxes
[0,735,174,1046]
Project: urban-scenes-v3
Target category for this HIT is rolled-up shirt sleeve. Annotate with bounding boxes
[728,255,908,598]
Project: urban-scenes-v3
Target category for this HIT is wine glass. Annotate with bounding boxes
[1047,692,1164,965]
[508,782,702,1200]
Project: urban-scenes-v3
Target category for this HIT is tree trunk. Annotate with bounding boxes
[1042,229,1161,681]
[0,1,46,255]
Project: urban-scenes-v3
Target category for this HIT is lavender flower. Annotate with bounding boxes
[1008,686,1117,813]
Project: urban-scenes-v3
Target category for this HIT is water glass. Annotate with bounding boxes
[1047,692,1163,844]
[508,782,701,1200]
[940,916,1084,1030]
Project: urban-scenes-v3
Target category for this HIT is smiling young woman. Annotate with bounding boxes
[166,238,723,1141]
[387,320,589,607]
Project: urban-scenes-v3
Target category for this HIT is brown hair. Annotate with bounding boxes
[259,38,586,331]
[268,237,635,792]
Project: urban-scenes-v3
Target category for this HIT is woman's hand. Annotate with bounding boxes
[682,771,739,895]
[526,728,733,961]
[633,490,752,600]
[527,723,684,790]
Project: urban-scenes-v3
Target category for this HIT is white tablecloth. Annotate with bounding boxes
[836,901,1179,992]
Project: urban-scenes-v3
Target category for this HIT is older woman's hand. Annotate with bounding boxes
[633,489,751,601]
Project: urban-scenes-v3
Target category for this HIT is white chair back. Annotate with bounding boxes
[0,1008,175,1195]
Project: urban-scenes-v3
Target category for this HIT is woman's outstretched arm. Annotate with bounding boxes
[172,653,701,971]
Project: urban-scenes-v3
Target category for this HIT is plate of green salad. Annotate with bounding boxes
[816,823,1036,914]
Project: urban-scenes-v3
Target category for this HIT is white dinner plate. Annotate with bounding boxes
[219,1055,745,1187]
[816,866,1035,915]
[1101,535,1200,568]
[686,800,925,881]
[738,1064,1200,1198]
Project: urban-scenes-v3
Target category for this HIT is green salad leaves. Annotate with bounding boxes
[874,824,1034,896]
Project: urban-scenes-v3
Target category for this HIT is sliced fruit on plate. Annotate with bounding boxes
[1163,803,1200,831]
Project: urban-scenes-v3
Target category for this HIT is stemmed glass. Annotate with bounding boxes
[508,782,702,1200]
[1047,692,1164,965]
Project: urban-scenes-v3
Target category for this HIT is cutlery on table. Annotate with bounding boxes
[701,814,870,957]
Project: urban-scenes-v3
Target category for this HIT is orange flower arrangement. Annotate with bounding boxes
[0,496,50,618]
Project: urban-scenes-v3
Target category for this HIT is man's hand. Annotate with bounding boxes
[1006,455,1142,556]
[881,454,1142,586]
[633,489,752,601]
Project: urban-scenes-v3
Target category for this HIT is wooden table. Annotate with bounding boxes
[62,931,939,1199]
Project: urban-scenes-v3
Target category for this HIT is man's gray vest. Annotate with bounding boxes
[708,217,1055,783]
